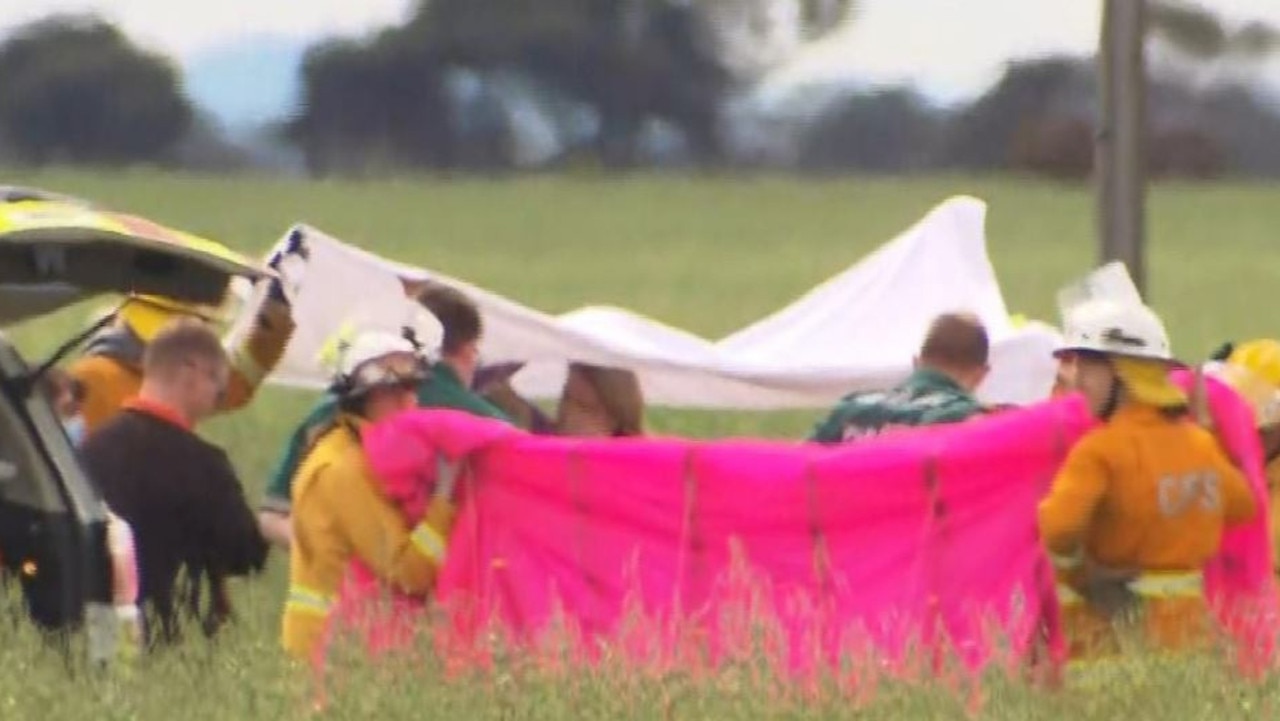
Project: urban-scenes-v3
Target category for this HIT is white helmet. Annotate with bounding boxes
[321,327,427,397]
[1054,298,1176,363]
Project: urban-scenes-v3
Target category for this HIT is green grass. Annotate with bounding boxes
[3,169,1280,718]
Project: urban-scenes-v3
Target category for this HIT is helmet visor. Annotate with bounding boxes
[347,351,428,395]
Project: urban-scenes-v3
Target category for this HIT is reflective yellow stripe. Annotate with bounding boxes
[1049,549,1084,571]
[285,585,333,617]
[410,522,447,564]
[1056,571,1203,607]
[1129,571,1203,598]
[1056,583,1084,606]
[227,344,266,386]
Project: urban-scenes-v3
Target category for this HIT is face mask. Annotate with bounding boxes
[63,416,86,446]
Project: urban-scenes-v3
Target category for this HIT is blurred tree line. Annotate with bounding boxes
[286,0,856,173]
[0,16,191,166]
[1,1,1278,179]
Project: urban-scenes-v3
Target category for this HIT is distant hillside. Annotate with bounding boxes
[181,35,309,133]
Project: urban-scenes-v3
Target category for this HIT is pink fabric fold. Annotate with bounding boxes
[1170,370,1278,673]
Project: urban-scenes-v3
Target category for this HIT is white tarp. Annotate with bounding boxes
[1056,260,1144,319]
[256,195,1063,409]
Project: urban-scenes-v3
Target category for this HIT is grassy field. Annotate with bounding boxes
[2,169,1280,718]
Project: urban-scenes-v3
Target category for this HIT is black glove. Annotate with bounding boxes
[402,325,423,351]
[267,227,309,269]
[265,278,287,305]
[264,228,309,306]
[1074,562,1141,621]
[1210,341,1235,362]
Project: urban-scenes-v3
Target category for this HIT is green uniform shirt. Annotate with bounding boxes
[260,361,511,512]
[808,368,984,444]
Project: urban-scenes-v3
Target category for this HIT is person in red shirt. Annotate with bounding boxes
[79,318,267,647]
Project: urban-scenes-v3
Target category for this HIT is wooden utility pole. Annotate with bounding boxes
[1096,0,1148,297]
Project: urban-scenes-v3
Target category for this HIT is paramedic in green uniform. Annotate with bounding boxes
[809,313,991,444]
[257,284,511,548]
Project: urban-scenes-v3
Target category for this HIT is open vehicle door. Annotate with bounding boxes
[0,187,269,656]
[0,187,267,323]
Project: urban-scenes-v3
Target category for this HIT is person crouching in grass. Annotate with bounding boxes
[1038,299,1256,660]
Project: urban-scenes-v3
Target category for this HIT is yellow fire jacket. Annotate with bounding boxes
[71,299,294,435]
[1038,403,1256,656]
[1040,404,1255,571]
[281,416,455,661]
[1267,458,1280,573]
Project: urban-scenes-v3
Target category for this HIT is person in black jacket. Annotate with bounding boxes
[80,317,267,647]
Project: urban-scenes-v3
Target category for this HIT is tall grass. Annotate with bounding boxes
[1,170,1279,717]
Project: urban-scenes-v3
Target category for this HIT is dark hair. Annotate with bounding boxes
[36,368,83,405]
[336,379,420,418]
[69,378,84,404]
[415,284,482,355]
[337,394,370,417]
[919,313,989,369]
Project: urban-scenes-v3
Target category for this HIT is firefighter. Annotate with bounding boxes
[282,324,460,663]
[70,244,304,436]
[259,284,508,549]
[1038,298,1257,659]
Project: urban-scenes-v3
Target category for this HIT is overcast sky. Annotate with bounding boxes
[1,0,1278,100]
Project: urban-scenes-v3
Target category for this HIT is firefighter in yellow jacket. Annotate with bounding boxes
[1039,298,1257,659]
[70,240,305,435]
[1207,339,1280,571]
[282,320,458,662]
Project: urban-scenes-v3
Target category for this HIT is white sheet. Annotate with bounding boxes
[255,195,1063,409]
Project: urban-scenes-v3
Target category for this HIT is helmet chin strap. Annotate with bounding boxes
[1266,442,1280,465]
[1262,428,1280,464]
[1099,374,1122,421]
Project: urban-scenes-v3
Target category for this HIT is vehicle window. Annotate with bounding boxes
[0,380,66,515]
[0,335,69,516]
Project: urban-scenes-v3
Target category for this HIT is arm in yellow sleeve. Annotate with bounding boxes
[69,355,141,434]
[1038,435,1110,569]
[221,297,295,411]
[330,458,455,597]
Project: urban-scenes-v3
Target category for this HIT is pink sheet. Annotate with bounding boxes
[329,379,1276,677]
[1171,370,1278,672]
